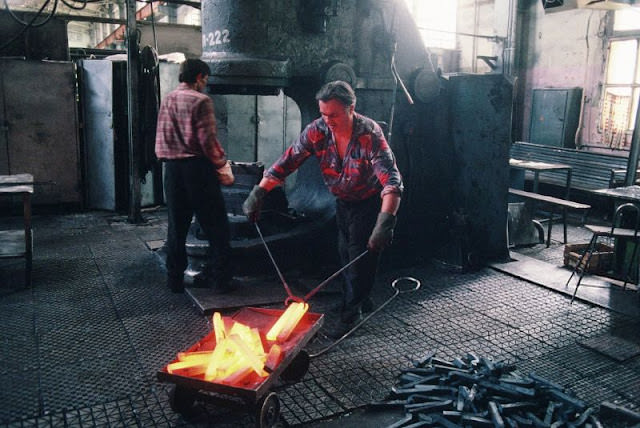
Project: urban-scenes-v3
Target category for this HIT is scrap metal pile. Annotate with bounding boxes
[379,352,604,427]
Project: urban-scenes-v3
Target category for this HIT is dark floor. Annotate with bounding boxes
[1,207,639,427]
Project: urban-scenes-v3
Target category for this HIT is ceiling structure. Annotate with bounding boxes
[3,0,201,50]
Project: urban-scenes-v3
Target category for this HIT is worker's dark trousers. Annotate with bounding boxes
[163,158,232,284]
[336,196,381,323]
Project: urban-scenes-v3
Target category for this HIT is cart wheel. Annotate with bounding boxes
[257,392,280,428]
[280,350,310,383]
[168,384,197,415]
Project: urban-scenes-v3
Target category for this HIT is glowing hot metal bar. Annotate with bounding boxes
[166,306,312,386]
[266,302,308,343]
[213,312,226,344]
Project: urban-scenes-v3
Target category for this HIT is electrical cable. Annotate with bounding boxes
[3,0,57,28]
[0,0,57,52]
[146,0,200,9]
[60,0,88,11]
[149,0,158,54]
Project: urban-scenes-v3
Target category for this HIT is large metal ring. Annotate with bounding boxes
[391,276,421,293]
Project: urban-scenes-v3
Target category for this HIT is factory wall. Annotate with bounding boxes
[515,2,613,151]
[453,1,623,153]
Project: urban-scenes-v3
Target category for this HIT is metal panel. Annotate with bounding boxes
[1,59,81,205]
[158,62,180,99]
[0,67,8,175]
[212,92,301,169]
[447,73,512,266]
[219,95,256,162]
[258,93,290,167]
[81,60,116,210]
[529,87,583,148]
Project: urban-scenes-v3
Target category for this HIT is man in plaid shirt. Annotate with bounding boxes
[243,80,403,338]
[155,58,235,293]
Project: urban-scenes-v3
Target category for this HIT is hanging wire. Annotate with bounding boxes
[3,0,57,28]
[60,0,89,11]
[0,0,57,52]
[148,0,158,54]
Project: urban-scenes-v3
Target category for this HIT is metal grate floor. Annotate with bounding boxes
[0,209,638,427]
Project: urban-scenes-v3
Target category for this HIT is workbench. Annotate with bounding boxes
[0,174,34,287]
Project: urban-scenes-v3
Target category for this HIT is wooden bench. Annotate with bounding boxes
[511,142,639,192]
[509,188,591,247]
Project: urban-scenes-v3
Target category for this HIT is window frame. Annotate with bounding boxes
[599,12,640,149]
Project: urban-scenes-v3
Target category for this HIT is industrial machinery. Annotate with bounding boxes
[188,0,512,272]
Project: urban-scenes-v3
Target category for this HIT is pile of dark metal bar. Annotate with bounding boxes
[377,352,603,428]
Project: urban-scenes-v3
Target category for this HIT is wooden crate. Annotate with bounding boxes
[563,243,614,274]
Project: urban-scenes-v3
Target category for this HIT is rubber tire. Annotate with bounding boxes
[280,350,310,383]
[257,392,280,428]
[168,385,197,415]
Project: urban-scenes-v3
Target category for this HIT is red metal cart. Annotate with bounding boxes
[157,306,324,427]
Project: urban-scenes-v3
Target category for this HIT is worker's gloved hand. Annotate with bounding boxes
[216,160,235,186]
[367,212,397,252]
[242,185,268,223]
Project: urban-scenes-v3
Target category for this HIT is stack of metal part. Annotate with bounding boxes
[377,351,606,427]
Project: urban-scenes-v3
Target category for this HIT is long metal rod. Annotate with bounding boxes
[302,250,368,302]
[254,223,297,301]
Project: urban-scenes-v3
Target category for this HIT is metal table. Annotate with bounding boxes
[508,159,574,247]
[593,185,640,206]
[509,158,573,199]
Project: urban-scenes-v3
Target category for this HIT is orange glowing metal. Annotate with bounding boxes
[266,302,309,342]
[168,307,312,386]
[177,350,212,361]
[265,344,283,371]
[228,322,252,343]
[201,320,270,382]
[167,355,211,374]
[228,334,268,377]
[221,365,253,385]
[204,338,233,381]
[217,357,248,381]
[212,312,226,344]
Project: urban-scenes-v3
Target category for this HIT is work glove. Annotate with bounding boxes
[216,160,235,186]
[242,185,268,223]
[367,212,397,252]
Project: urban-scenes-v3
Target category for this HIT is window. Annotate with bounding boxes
[403,0,457,50]
[600,8,640,149]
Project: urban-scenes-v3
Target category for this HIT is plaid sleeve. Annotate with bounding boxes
[371,125,403,197]
[195,98,227,168]
[265,123,319,181]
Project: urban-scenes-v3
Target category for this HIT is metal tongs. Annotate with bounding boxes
[254,223,368,305]
[254,222,421,356]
